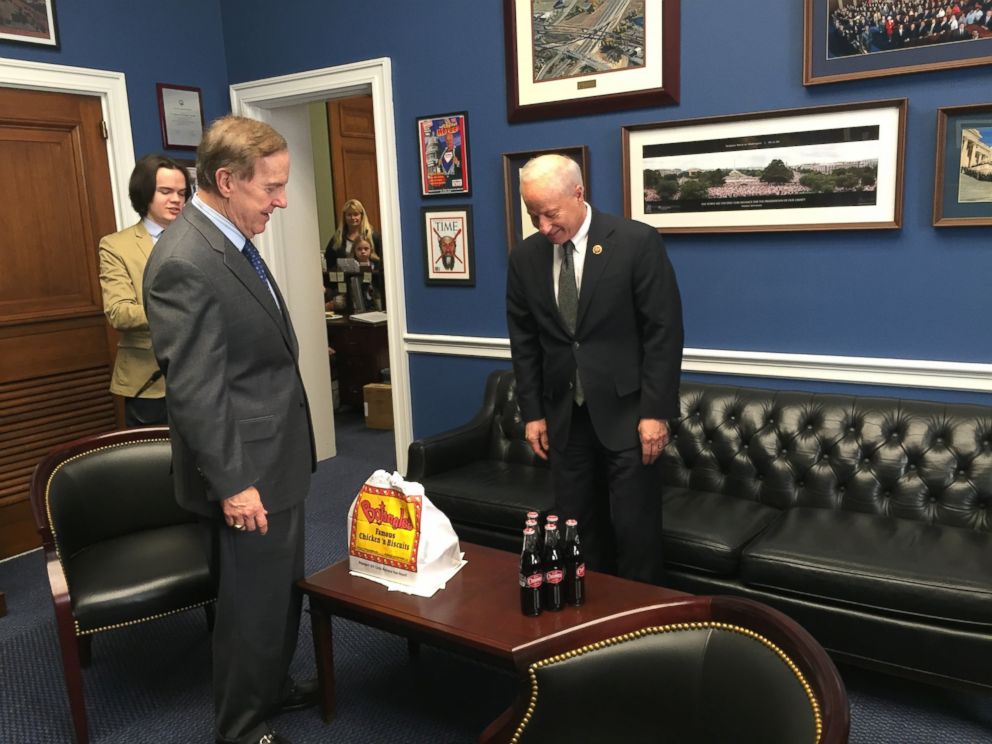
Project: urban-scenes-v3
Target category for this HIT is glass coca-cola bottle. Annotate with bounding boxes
[542,522,564,611]
[519,527,543,616]
[563,518,586,607]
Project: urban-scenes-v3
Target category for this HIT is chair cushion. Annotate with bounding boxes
[742,507,992,627]
[422,460,553,531]
[67,523,214,633]
[662,488,783,576]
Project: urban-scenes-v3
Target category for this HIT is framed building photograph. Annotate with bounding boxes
[422,205,475,286]
[0,0,58,47]
[933,103,992,227]
[502,145,589,252]
[804,0,992,85]
[503,0,679,122]
[416,112,471,197]
[622,99,907,234]
[156,83,204,150]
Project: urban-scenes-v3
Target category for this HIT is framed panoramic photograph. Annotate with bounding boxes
[502,145,590,252]
[804,0,992,85]
[503,0,679,122]
[622,99,907,234]
[156,83,204,150]
[416,112,471,197]
[933,103,992,227]
[0,0,58,48]
[422,205,475,286]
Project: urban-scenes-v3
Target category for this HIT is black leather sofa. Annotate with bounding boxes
[407,370,992,690]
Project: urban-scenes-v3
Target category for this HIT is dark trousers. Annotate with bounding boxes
[124,396,168,427]
[550,403,663,584]
[204,502,306,744]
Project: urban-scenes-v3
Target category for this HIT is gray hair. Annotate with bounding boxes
[519,153,583,196]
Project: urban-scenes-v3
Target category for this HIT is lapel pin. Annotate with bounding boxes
[592,244,603,255]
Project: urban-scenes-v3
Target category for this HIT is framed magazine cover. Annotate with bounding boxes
[416,112,471,197]
[422,205,475,286]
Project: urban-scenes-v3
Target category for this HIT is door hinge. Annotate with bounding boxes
[100,120,109,139]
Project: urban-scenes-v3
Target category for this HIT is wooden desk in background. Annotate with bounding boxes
[326,317,389,409]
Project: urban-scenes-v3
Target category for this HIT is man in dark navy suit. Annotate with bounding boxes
[506,154,684,584]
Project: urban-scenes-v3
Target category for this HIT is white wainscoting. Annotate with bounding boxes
[404,333,992,393]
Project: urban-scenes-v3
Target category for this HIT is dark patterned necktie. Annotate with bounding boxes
[558,241,584,405]
[242,240,280,309]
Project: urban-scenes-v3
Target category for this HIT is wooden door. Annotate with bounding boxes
[328,95,381,234]
[0,87,118,558]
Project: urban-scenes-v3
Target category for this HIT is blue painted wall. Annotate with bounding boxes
[0,1,230,165]
[10,2,988,438]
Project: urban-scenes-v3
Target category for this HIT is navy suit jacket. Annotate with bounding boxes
[506,209,683,453]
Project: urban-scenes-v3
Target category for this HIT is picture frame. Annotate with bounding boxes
[622,98,907,234]
[416,112,471,197]
[804,0,992,86]
[156,83,205,150]
[503,0,679,123]
[173,157,198,196]
[933,103,992,227]
[422,205,475,286]
[0,0,58,48]
[502,145,590,252]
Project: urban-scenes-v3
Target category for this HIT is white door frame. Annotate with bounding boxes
[230,58,411,473]
[0,56,136,231]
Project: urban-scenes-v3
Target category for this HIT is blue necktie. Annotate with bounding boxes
[242,240,280,309]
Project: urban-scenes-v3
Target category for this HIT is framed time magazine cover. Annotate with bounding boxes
[416,112,471,197]
[422,205,475,286]
[623,98,907,233]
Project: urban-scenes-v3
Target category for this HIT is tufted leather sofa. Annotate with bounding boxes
[407,370,992,691]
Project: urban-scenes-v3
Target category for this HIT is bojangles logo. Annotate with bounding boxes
[360,499,415,531]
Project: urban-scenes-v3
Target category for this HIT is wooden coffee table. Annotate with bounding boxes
[299,542,689,724]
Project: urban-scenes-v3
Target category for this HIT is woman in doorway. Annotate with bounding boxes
[324,198,382,267]
[98,154,191,426]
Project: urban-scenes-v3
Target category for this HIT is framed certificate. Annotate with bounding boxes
[156,83,205,150]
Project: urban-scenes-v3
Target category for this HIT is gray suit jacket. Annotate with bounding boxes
[506,209,684,453]
[143,205,315,517]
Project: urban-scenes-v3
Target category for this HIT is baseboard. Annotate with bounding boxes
[403,333,992,393]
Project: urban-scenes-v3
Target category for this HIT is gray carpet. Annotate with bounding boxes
[2,409,991,742]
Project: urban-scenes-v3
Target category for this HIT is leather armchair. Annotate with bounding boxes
[29,427,216,744]
[482,595,850,744]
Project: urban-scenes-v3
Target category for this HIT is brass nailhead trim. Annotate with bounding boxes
[44,439,217,637]
[509,621,823,744]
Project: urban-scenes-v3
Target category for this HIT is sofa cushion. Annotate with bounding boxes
[741,507,992,627]
[662,489,783,576]
[423,460,553,531]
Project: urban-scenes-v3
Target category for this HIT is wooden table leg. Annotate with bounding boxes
[309,601,336,723]
[407,638,421,659]
[0,591,6,618]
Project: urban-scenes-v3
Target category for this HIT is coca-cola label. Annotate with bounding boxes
[576,563,586,578]
[545,568,564,584]
[520,573,543,589]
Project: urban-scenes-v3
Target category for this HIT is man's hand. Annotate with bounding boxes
[223,486,269,534]
[525,419,550,461]
[638,418,670,465]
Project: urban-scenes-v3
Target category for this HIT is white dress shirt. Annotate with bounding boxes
[553,202,592,301]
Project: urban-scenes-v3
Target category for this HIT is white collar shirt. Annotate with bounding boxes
[553,202,592,301]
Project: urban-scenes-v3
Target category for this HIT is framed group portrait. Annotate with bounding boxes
[804,0,992,85]
[0,0,58,48]
[421,205,475,286]
[416,112,471,198]
[622,98,907,234]
[503,0,679,122]
[502,145,589,252]
[933,103,992,227]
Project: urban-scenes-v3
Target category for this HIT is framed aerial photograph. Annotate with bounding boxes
[422,205,475,286]
[0,0,58,48]
[804,0,992,85]
[502,145,589,252]
[933,103,992,227]
[156,83,204,150]
[416,112,471,197]
[622,99,907,234]
[503,0,679,122]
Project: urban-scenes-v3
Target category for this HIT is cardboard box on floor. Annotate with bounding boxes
[363,383,393,430]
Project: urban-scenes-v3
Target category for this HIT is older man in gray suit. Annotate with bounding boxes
[144,116,316,744]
